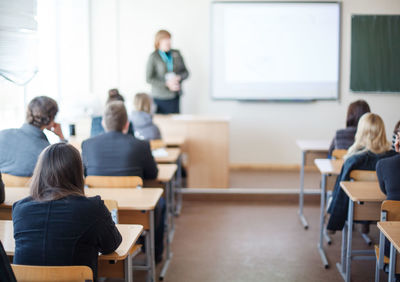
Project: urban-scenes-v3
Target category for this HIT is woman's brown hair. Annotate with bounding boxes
[134,93,152,113]
[346,100,371,128]
[26,96,59,128]
[393,120,400,134]
[154,30,171,50]
[107,88,125,104]
[30,143,85,202]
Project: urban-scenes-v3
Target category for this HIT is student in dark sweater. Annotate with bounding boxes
[82,101,165,262]
[327,113,396,231]
[12,143,121,280]
[328,100,370,156]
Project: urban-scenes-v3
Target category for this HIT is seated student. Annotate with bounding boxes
[0,173,4,204]
[90,88,133,137]
[392,120,400,150]
[130,93,162,140]
[0,96,65,176]
[12,143,121,280]
[327,113,396,232]
[82,101,165,262]
[328,100,370,156]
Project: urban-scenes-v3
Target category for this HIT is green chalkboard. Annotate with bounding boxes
[350,15,400,92]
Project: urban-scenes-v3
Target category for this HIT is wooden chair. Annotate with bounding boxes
[11,264,93,282]
[2,173,30,187]
[150,139,166,150]
[375,201,400,282]
[349,170,379,246]
[85,176,143,188]
[103,199,119,224]
[332,149,347,160]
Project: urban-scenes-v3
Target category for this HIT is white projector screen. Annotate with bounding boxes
[211,2,341,101]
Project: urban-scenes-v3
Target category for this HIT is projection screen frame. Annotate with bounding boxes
[210,1,342,102]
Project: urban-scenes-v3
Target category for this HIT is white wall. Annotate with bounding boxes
[90,0,400,165]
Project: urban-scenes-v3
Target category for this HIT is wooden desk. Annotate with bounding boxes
[338,181,385,282]
[0,220,143,282]
[296,140,330,229]
[314,159,344,268]
[154,148,181,164]
[377,222,400,281]
[154,114,230,188]
[0,187,162,282]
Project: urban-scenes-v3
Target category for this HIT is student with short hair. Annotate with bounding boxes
[327,113,396,231]
[328,100,371,156]
[82,101,165,262]
[12,143,122,280]
[130,93,162,140]
[0,96,65,176]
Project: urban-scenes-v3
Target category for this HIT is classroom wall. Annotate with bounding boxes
[90,0,400,165]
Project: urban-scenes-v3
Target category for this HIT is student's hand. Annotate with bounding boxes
[395,133,400,153]
[50,122,65,141]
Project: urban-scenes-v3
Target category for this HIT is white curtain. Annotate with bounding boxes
[0,0,38,85]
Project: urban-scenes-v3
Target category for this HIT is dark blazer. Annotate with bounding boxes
[146,49,189,100]
[328,127,357,156]
[12,195,122,280]
[377,154,400,201]
[82,131,158,179]
[0,173,4,204]
[327,150,397,231]
[0,124,49,176]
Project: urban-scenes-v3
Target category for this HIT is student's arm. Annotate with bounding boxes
[142,141,158,180]
[146,55,166,88]
[95,199,122,255]
[0,173,4,204]
[376,160,387,195]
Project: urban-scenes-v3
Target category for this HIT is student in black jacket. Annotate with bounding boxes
[328,100,370,156]
[12,143,121,280]
[327,113,396,231]
[82,101,165,262]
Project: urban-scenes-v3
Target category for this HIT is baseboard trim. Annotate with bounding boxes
[179,188,320,195]
[229,163,319,172]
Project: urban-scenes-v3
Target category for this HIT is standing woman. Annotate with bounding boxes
[146,30,189,114]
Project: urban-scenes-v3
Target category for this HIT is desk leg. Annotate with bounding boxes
[318,174,329,268]
[150,211,156,282]
[175,155,183,216]
[125,253,133,282]
[336,221,348,281]
[160,181,173,280]
[345,200,354,282]
[298,151,309,229]
[389,243,396,282]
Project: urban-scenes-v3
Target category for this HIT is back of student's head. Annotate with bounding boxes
[30,143,84,201]
[134,93,152,113]
[103,101,128,132]
[107,88,125,104]
[26,96,59,128]
[346,113,391,158]
[393,120,400,134]
[346,100,371,128]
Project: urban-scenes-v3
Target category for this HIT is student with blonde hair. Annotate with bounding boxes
[327,113,396,231]
[130,93,161,140]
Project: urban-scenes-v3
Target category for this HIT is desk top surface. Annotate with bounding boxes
[377,221,400,253]
[157,164,177,183]
[296,140,331,151]
[0,220,143,260]
[314,159,343,175]
[164,136,186,147]
[340,181,385,202]
[2,187,163,210]
[154,148,181,163]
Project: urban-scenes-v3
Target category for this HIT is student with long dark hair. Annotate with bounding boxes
[328,100,371,156]
[12,143,121,280]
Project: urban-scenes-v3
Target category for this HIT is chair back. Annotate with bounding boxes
[11,265,93,282]
[349,170,378,182]
[150,139,166,150]
[2,173,31,187]
[85,176,143,188]
[332,149,347,160]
